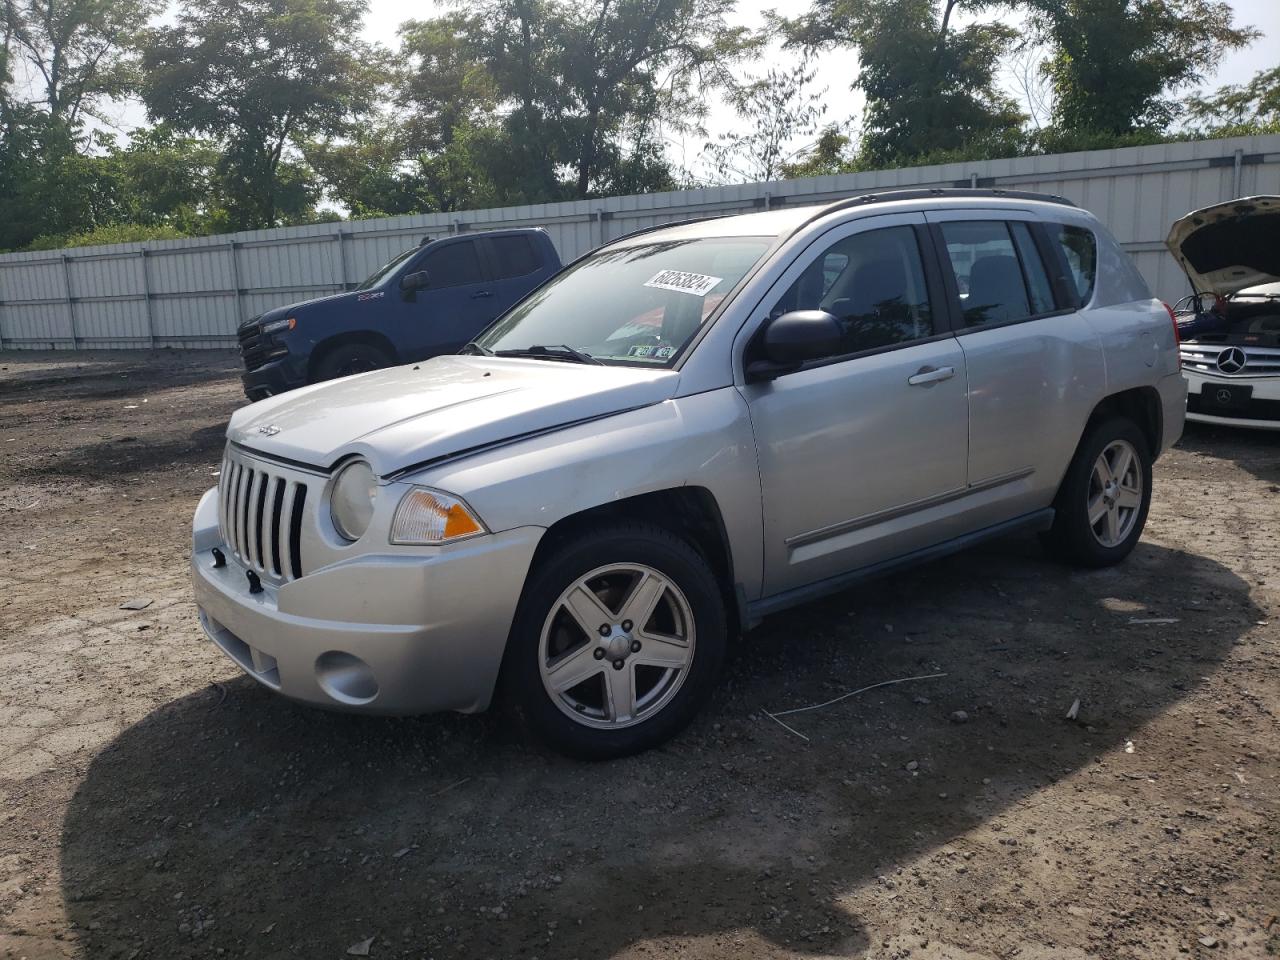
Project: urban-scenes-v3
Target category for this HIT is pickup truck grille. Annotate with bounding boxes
[237,320,278,372]
[1180,343,1280,378]
[218,448,309,581]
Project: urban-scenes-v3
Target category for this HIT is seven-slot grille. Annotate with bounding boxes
[218,448,309,581]
[1180,343,1280,377]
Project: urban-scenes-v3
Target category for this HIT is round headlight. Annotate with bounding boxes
[330,460,377,541]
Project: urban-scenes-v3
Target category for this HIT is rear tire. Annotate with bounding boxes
[504,523,726,760]
[1041,416,1152,567]
[311,342,392,383]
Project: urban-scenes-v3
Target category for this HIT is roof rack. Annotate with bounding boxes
[802,187,1075,227]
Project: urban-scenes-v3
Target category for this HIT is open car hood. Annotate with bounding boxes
[1165,196,1280,297]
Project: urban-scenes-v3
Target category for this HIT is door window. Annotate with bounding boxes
[768,225,935,357]
[419,241,484,288]
[939,221,1040,327]
[1045,223,1098,305]
[488,235,541,279]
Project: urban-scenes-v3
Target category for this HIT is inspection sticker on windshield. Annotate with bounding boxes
[644,270,723,297]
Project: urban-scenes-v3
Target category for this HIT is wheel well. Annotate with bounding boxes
[531,488,742,634]
[1087,386,1162,455]
[308,331,399,382]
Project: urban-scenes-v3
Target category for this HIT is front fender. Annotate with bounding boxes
[406,388,765,601]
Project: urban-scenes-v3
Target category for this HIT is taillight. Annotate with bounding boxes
[1162,301,1181,369]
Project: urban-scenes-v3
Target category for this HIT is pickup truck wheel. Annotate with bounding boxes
[1042,417,1152,567]
[506,524,726,759]
[312,343,391,382]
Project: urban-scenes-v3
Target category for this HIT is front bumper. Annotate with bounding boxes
[190,488,542,714]
[241,354,308,401]
[1182,367,1280,431]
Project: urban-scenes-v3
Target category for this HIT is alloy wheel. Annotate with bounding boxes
[538,563,696,729]
[1088,438,1143,548]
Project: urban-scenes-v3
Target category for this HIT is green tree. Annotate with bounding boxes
[437,0,752,200]
[1186,66,1280,135]
[779,0,1025,167]
[140,0,382,230]
[1025,0,1259,137]
[702,56,828,183]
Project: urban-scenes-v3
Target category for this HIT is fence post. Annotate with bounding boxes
[1232,148,1244,200]
[140,249,156,347]
[227,241,244,329]
[61,255,78,349]
[334,230,350,291]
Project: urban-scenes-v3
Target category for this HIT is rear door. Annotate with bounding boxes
[925,210,1105,523]
[479,233,552,316]
[400,238,494,360]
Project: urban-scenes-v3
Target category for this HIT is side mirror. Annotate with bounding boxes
[747,309,843,380]
[400,270,430,292]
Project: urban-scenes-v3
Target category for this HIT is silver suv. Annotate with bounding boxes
[192,190,1186,758]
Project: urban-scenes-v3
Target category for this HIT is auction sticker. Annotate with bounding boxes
[644,270,723,297]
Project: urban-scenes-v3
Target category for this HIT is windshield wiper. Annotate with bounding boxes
[494,344,604,365]
[460,341,494,356]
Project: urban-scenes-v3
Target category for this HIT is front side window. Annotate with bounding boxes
[420,241,484,288]
[939,221,1035,326]
[1046,223,1098,305]
[768,225,935,356]
[476,237,772,366]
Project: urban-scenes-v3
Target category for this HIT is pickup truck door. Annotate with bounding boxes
[924,210,1106,523]
[478,234,554,316]
[739,212,971,597]
[399,238,495,360]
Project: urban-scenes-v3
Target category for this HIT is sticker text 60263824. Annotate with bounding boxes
[644,270,723,298]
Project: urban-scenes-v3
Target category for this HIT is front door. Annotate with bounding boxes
[400,238,495,360]
[739,213,970,597]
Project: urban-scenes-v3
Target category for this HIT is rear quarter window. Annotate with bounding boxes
[1046,223,1098,305]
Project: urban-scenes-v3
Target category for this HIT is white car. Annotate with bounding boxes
[1166,197,1280,430]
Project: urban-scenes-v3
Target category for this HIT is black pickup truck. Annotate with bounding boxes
[237,228,562,400]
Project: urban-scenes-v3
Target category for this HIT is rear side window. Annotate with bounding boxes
[489,235,541,279]
[419,241,484,287]
[769,224,935,355]
[1046,223,1098,305]
[938,221,1032,326]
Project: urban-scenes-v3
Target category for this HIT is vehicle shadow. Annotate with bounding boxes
[1178,420,1280,484]
[58,538,1258,959]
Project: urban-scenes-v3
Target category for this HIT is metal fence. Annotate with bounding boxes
[2,132,1278,350]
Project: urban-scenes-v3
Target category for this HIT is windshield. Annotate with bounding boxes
[475,236,772,366]
[356,246,417,291]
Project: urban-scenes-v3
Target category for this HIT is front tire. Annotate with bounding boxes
[1042,416,1152,567]
[311,342,392,383]
[505,523,726,759]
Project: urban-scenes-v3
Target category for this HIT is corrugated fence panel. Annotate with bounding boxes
[1,133,1278,349]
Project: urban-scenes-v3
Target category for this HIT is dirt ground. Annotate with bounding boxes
[0,349,1276,960]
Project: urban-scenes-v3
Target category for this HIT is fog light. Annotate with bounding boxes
[315,651,378,704]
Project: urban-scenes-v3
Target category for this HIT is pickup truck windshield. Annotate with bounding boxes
[475,237,772,366]
[356,247,416,291]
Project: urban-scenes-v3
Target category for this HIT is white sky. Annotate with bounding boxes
[65,0,1280,180]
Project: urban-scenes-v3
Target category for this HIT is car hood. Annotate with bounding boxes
[227,355,680,476]
[240,289,377,329]
[1165,196,1280,296]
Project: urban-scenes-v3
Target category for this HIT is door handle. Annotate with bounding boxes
[470,290,493,300]
[907,365,955,386]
